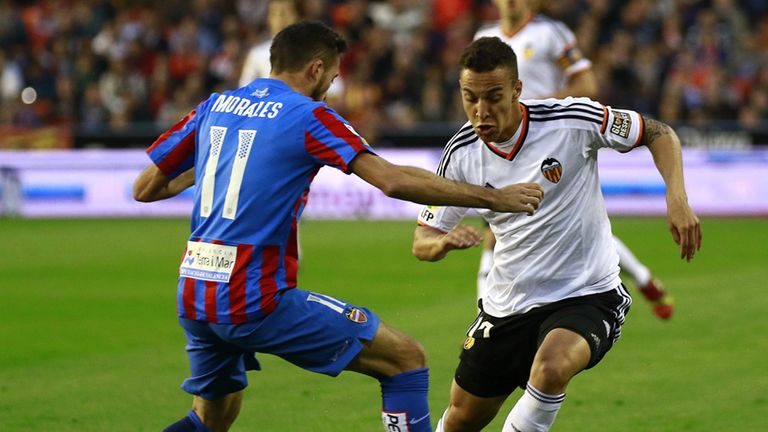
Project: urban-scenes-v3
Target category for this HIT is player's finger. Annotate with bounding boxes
[678,226,689,260]
[522,202,534,215]
[696,222,702,251]
[524,196,540,209]
[524,184,545,198]
[670,225,681,246]
[687,225,697,261]
[448,229,481,247]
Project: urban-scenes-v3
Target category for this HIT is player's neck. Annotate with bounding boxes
[497,102,524,143]
[270,72,315,99]
[501,12,533,38]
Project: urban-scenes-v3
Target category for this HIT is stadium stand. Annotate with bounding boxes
[0,0,767,148]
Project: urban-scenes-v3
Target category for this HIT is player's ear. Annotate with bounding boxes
[307,58,325,82]
[512,79,522,100]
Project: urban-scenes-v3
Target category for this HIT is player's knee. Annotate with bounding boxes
[445,405,494,432]
[393,336,427,372]
[530,358,573,392]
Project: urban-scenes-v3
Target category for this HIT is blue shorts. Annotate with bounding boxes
[179,287,380,400]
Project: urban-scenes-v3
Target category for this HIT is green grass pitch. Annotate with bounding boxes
[1,217,766,431]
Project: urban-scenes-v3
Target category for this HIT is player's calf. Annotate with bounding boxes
[347,323,431,431]
[163,410,210,432]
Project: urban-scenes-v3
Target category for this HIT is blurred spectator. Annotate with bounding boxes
[0,51,23,103]
[239,0,299,86]
[0,0,766,142]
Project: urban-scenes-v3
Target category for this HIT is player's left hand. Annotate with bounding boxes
[666,196,701,262]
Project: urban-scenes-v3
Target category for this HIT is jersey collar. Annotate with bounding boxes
[484,103,529,161]
[501,13,534,39]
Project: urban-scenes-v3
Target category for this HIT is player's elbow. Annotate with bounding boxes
[378,176,408,199]
[412,245,429,261]
[132,182,157,202]
[133,188,152,202]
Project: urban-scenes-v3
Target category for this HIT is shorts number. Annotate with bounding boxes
[468,317,494,338]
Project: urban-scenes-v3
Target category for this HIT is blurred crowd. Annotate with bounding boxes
[1,0,767,144]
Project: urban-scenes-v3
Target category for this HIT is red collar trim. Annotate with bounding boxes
[502,14,534,38]
[483,104,529,161]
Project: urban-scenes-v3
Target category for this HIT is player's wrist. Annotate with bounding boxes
[665,192,689,208]
[483,188,502,211]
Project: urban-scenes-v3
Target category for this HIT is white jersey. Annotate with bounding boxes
[418,97,643,317]
[474,15,591,99]
[239,38,271,87]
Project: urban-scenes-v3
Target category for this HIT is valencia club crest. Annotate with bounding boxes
[540,158,563,183]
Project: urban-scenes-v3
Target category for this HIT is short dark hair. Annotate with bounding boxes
[270,21,347,73]
[459,37,518,79]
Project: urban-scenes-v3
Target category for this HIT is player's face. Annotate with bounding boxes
[310,56,340,101]
[494,0,530,22]
[268,1,299,36]
[459,67,522,143]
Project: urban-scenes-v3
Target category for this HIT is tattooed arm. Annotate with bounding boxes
[642,117,702,261]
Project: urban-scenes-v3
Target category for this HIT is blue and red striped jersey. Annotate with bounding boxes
[146,78,374,323]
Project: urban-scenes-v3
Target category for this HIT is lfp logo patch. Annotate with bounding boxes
[541,158,563,183]
[346,308,368,323]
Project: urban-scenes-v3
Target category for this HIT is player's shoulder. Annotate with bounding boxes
[530,14,572,31]
[443,121,480,151]
[526,96,604,110]
[473,22,503,40]
[525,97,606,130]
[528,14,576,42]
[436,122,480,176]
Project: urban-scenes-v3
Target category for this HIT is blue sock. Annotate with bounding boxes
[380,368,432,432]
[163,410,210,432]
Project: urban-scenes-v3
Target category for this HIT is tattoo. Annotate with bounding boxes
[642,117,673,146]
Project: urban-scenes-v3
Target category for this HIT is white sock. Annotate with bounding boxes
[477,249,493,300]
[435,409,447,432]
[613,235,651,286]
[502,383,565,432]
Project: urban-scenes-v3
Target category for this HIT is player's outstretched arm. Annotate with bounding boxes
[642,117,702,261]
[553,68,598,99]
[349,152,544,213]
[412,225,483,262]
[133,165,195,202]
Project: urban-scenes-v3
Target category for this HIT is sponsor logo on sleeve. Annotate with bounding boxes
[540,158,563,183]
[610,111,632,138]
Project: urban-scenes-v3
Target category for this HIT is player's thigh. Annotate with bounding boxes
[238,288,382,377]
[179,318,252,400]
[536,287,631,372]
[454,309,540,398]
[530,328,591,390]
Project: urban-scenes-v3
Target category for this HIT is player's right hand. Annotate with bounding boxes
[494,183,544,215]
[441,225,483,251]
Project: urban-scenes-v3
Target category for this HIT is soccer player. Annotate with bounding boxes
[412,38,701,432]
[239,0,299,86]
[473,0,673,319]
[133,22,544,432]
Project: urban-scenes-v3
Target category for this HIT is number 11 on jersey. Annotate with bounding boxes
[199,126,256,220]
